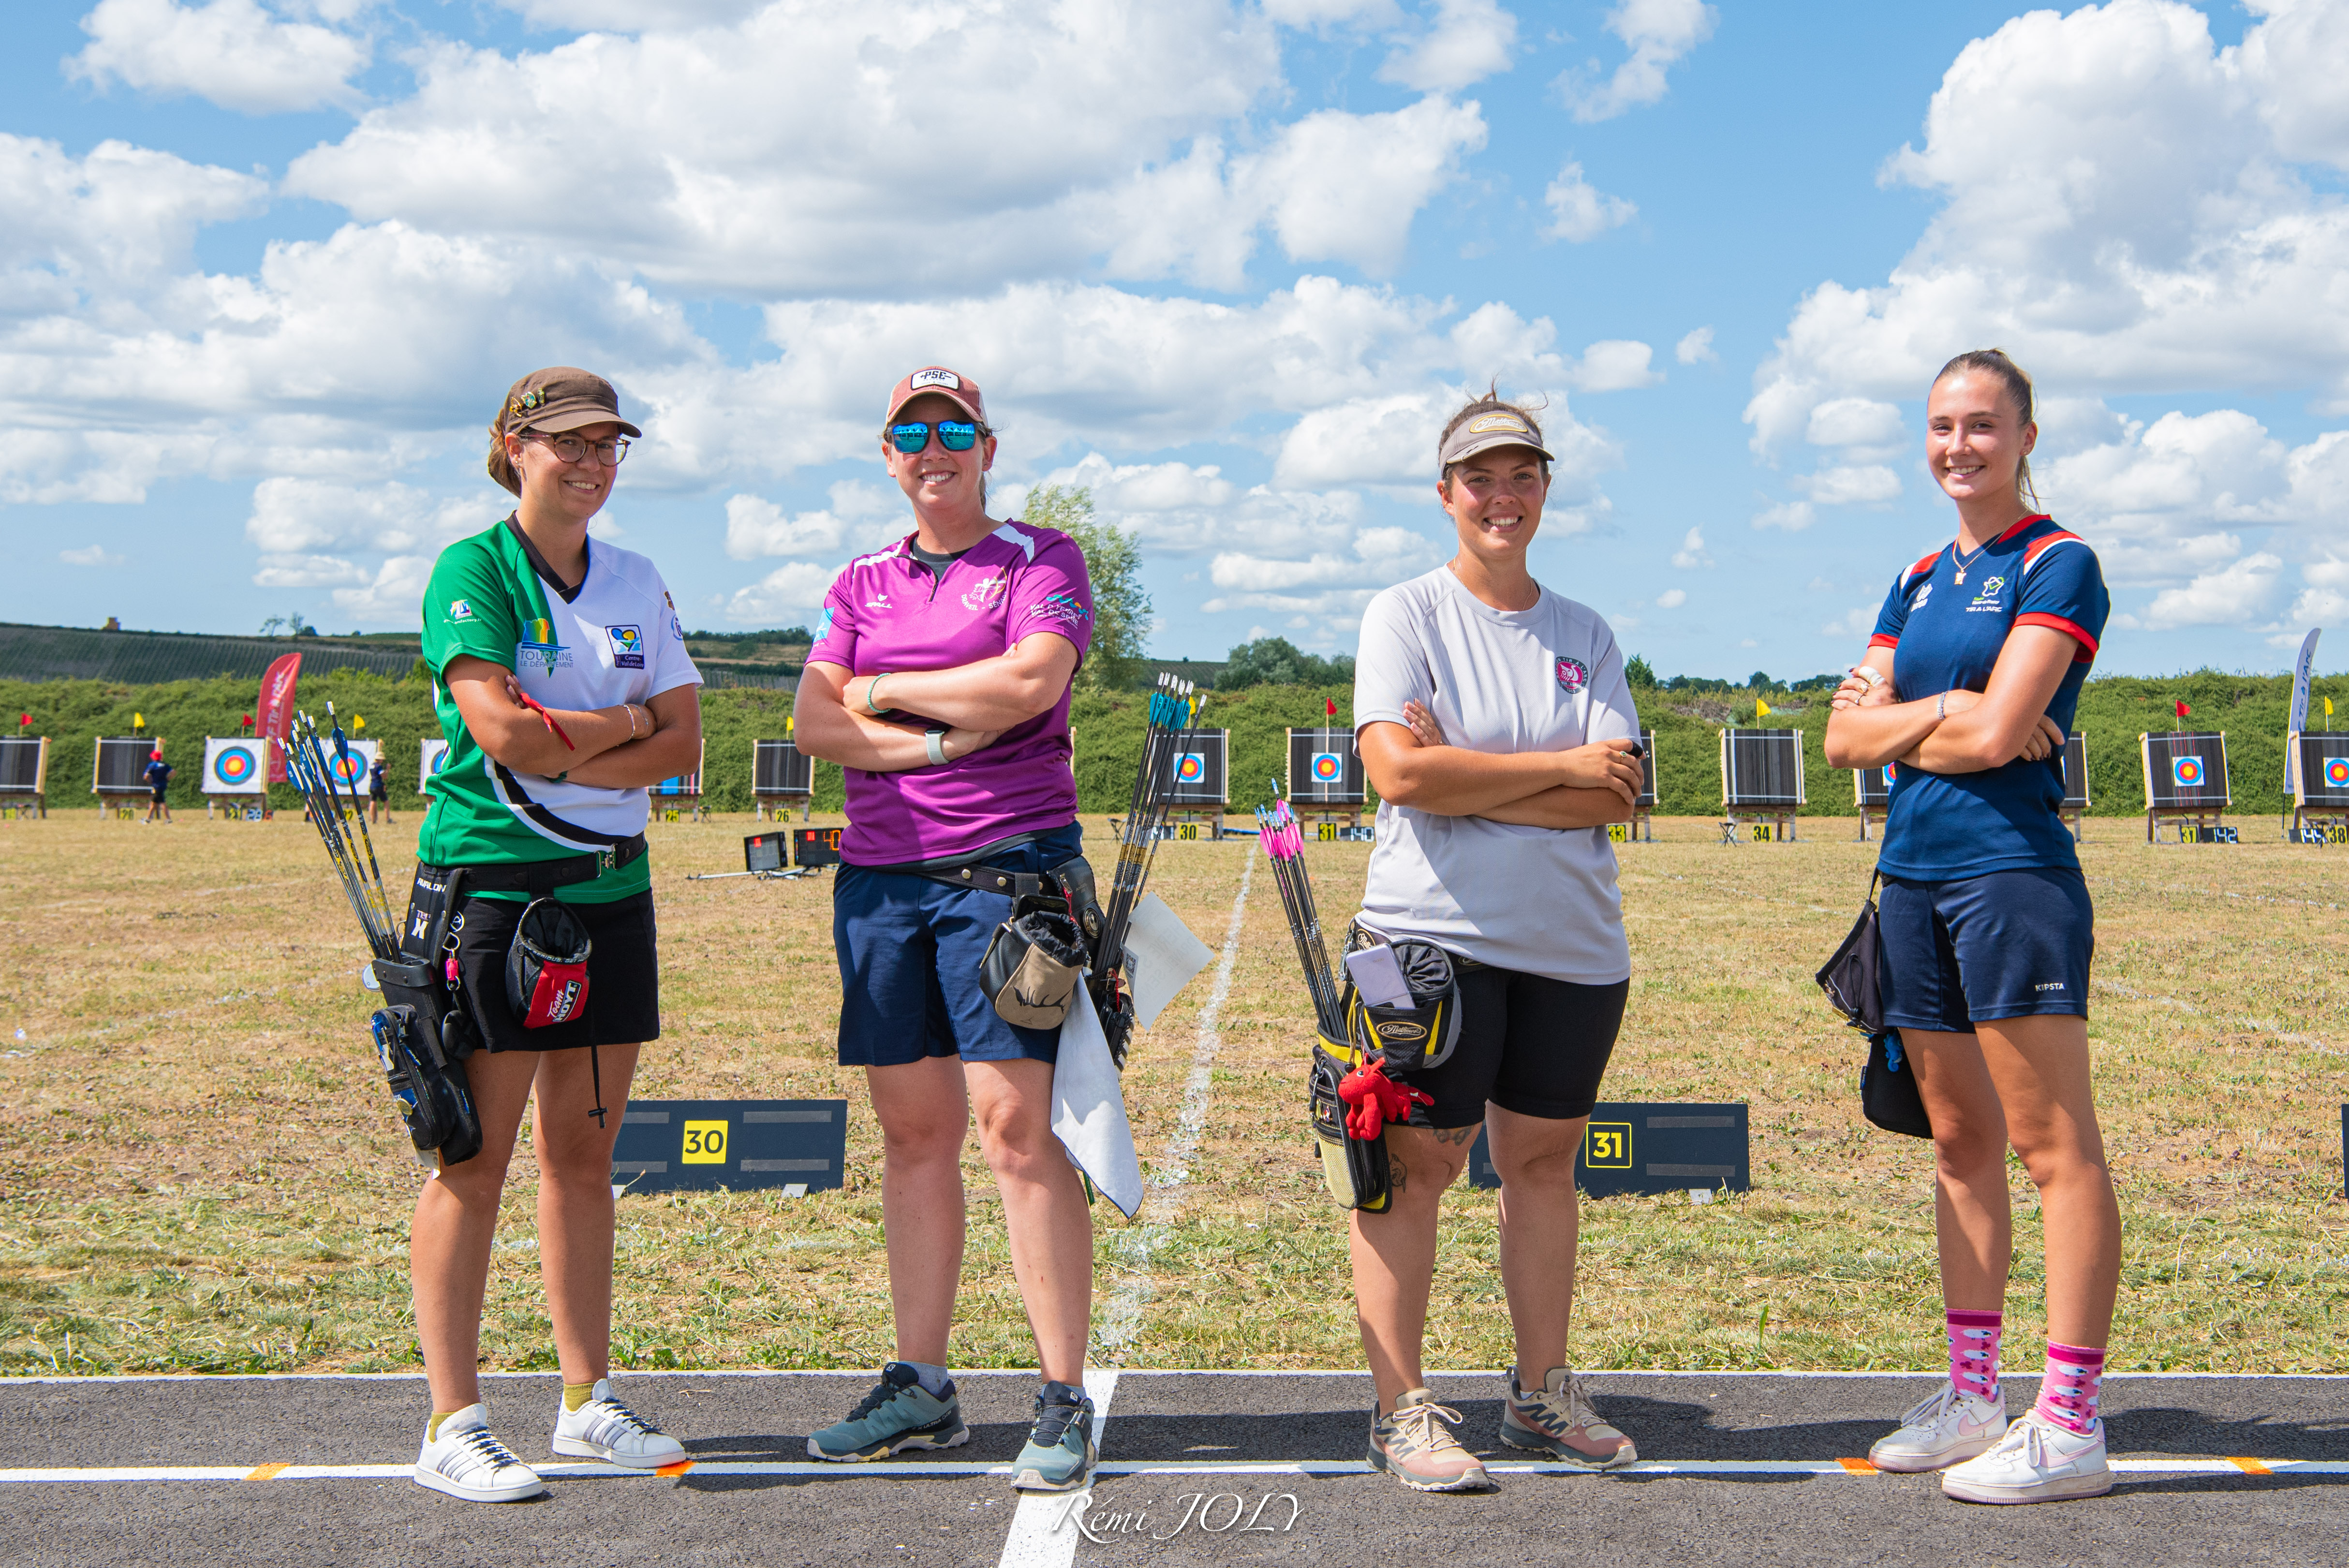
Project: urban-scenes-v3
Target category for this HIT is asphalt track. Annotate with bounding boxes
[4,1370,2344,1566]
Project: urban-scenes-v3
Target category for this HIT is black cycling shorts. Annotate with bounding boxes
[450,890,661,1053]
[1405,964,1627,1128]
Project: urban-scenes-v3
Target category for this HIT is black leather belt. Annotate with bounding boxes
[908,862,1054,900]
[423,833,647,897]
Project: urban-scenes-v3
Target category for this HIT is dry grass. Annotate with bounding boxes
[1,812,2344,1378]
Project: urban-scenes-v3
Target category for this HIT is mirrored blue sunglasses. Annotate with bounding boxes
[888,420,982,454]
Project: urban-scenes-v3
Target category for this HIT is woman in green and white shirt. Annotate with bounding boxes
[406,367,702,1503]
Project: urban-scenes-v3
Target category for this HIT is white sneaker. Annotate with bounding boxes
[551,1379,687,1468]
[414,1405,545,1503]
[1869,1382,2008,1472]
[1941,1411,2113,1504]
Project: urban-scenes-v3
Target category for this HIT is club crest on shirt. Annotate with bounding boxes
[1911,582,1934,611]
[961,574,1008,612]
[606,624,646,668]
[1555,656,1588,695]
[1966,576,2008,612]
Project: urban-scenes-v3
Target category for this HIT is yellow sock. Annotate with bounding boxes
[563,1382,597,1413]
[428,1411,459,1441]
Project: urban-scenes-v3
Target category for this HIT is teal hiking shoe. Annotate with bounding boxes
[806,1363,969,1462]
[1010,1381,1096,1492]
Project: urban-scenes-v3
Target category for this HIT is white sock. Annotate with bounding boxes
[906,1361,952,1397]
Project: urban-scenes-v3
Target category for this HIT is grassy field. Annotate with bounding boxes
[1,813,2344,1380]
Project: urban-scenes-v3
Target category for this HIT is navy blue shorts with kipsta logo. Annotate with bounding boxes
[1877,866,2094,1034]
[832,824,1082,1068]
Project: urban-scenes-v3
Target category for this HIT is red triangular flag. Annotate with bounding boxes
[2175,700,2190,718]
[1326,698,1337,718]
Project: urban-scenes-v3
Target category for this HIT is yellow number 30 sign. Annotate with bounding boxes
[682,1120,728,1164]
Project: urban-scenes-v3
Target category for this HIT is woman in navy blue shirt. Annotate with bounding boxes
[1825,350,2119,1507]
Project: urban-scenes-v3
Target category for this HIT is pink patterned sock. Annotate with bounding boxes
[1946,1309,2001,1401]
[2034,1341,2107,1435]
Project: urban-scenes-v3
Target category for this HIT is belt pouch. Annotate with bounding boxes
[1342,935,1462,1074]
[1309,1035,1390,1213]
[980,895,1088,1030]
[506,897,593,1027]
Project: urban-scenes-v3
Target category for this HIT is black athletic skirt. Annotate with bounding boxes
[449,890,661,1053]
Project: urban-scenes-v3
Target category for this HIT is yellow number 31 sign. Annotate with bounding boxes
[682,1120,728,1164]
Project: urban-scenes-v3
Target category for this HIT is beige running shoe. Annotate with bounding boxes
[1500,1366,1638,1468]
[1368,1389,1495,1492]
[1941,1411,2113,1505]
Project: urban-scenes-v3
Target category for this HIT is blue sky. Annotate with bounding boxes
[5,0,2347,680]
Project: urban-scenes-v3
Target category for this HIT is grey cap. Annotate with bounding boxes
[1438,407,1554,470]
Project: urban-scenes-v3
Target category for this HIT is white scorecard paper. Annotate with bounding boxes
[1120,893,1213,1029]
[1051,980,1143,1219]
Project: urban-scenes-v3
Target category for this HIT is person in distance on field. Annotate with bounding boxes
[142,744,174,824]
[1824,349,2118,1506]
[404,367,703,1503]
[793,365,1102,1494]
[1344,391,1645,1493]
[369,752,392,823]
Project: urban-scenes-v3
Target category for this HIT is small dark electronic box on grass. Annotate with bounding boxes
[610,1099,848,1195]
[1467,1102,1749,1198]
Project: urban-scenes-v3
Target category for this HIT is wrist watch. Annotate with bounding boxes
[925,727,949,766]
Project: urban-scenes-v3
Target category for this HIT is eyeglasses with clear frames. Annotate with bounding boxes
[523,432,632,467]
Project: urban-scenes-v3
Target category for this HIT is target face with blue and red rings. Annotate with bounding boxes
[1176,753,1206,782]
[1311,752,1343,782]
[331,753,365,783]
[2172,755,2205,787]
[210,747,258,786]
[2326,757,2349,788]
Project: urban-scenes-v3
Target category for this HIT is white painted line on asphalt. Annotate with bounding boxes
[14,1368,2349,1385]
[4,1456,2345,1485]
[997,1368,1120,1568]
[1093,845,1254,1363]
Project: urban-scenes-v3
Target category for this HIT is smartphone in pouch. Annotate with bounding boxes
[1344,943,1414,1007]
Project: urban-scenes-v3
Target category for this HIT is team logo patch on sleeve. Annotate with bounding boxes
[814,605,835,643]
[606,624,646,668]
[1032,592,1091,626]
[1555,656,1588,694]
[448,599,473,621]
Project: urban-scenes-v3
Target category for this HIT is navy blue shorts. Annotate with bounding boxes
[833,825,1082,1068]
[1878,866,2094,1034]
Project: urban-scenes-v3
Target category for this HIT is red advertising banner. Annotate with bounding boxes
[257,652,301,784]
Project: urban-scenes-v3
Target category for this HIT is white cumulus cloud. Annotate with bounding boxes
[1541,160,1637,243]
[1654,587,1686,608]
[1558,0,1717,123]
[1674,325,1716,365]
[1670,526,1711,568]
[69,0,370,114]
[1379,0,1518,93]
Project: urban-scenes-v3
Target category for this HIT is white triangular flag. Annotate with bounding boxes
[1051,977,1143,1219]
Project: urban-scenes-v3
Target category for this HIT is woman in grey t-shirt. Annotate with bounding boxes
[1345,393,1646,1493]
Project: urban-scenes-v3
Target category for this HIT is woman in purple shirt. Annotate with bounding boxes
[794,366,1101,1494]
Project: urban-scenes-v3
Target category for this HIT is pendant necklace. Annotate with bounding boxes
[1951,535,1994,586]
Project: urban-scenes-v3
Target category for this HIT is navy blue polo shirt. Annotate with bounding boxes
[1869,516,2109,880]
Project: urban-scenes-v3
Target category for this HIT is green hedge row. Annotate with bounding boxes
[1,668,2323,821]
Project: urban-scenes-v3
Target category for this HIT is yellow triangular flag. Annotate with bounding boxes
[352,714,366,733]
[1756,698,1771,719]
[785,715,795,734]
[133,712,144,729]
[2328,696,2335,719]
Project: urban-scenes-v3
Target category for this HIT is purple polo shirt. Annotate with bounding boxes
[808,520,1094,866]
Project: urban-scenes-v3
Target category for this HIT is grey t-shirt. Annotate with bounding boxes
[1351,565,1640,985]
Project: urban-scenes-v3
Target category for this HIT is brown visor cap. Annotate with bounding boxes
[1438,407,1554,471]
[487,367,641,494]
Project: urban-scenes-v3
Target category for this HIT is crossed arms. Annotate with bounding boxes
[1357,700,1642,830]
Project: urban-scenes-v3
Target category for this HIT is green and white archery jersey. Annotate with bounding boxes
[419,518,700,901]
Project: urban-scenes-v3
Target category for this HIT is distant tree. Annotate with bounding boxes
[1216,636,1355,690]
[1625,653,1656,689]
[1747,670,1774,692]
[1024,483,1151,691]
